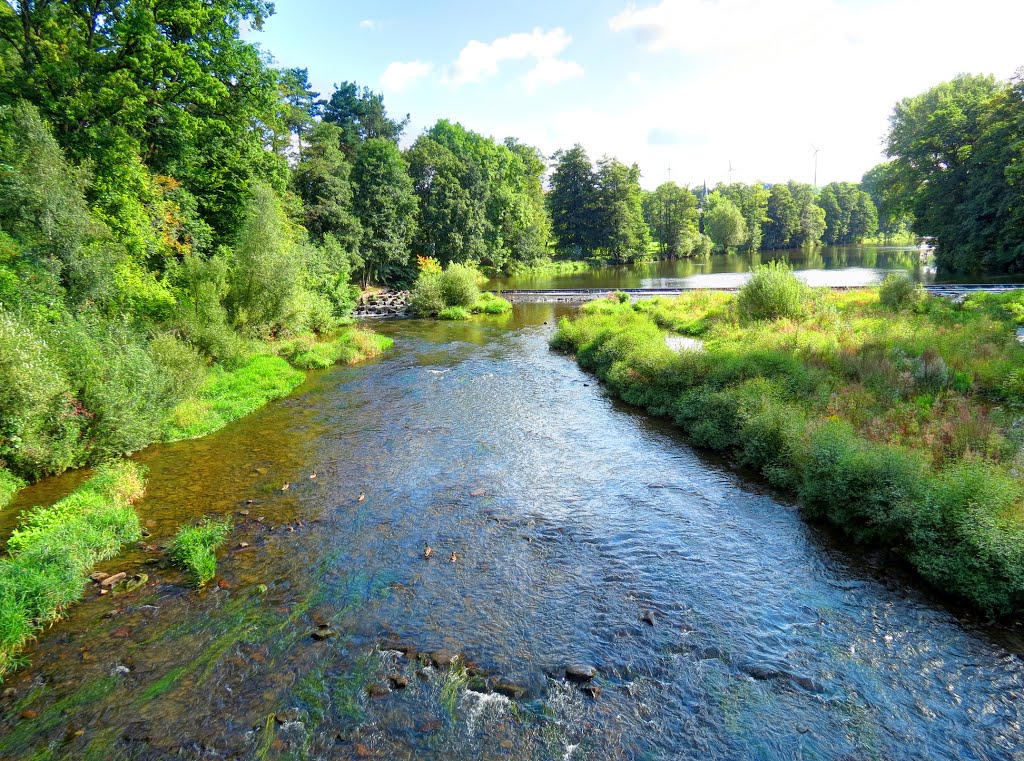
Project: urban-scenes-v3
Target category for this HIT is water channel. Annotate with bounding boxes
[1,304,1023,760]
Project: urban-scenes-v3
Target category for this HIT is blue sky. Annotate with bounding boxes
[250,0,1024,189]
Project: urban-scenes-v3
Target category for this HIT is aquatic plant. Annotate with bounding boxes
[0,461,144,681]
[472,292,513,315]
[168,518,232,587]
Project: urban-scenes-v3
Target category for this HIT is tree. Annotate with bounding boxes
[719,182,770,252]
[351,138,418,286]
[226,183,303,334]
[861,162,914,241]
[593,157,650,263]
[819,182,878,244]
[291,122,361,253]
[884,73,1005,271]
[406,135,484,265]
[548,144,598,259]
[645,182,699,257]
[704,194,747,252]
[787,182,825,247]
[276,67,320,160]
[320,82,409,155]
[762,184,800,250]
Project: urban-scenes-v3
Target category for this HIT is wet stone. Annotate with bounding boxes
[275,708,301,723]
[582,684,603,700]
[566,664,597,682]
[430,650,457,668]
[387,674,409,689]
[492,680,527,699]
[20,709,39,720]
[311,624,336,641]
[100,572,126,588]
[640,611,656,626]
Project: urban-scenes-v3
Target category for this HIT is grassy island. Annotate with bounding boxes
[552,266,1024,615]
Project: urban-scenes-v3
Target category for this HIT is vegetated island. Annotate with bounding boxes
[552,266,1024,616]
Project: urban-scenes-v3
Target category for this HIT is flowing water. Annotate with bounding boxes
[484,245,1014,292]
[2,305,1023,760]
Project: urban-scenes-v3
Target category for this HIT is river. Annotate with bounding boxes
[1,304,1023,760]
[484,245,1024,292]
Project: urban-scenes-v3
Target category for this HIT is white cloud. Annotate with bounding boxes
[523,58,584,93]
[600,0,1024,187]
[445,27,583,91]
[380,60,434,94]
[359,19,378,30]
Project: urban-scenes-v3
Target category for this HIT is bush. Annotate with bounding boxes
[439,263,480,308]
[438,306,470,321]
[168,518,232,587]
[0,460,144,680]
[879,273,923,311]
[737,261,809,321]
[410,271,445,316]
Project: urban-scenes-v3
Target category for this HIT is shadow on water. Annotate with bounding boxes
[2,303,1023,760]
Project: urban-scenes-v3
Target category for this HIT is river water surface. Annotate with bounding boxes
[1,305,1023,760]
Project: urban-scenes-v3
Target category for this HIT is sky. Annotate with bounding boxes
[248,0,1024,189]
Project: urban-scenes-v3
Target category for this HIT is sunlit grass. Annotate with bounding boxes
[168,518,232,587]
[0,461,144,681]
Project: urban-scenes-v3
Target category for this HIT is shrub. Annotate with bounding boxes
[737,261,809,321]
[439,263,480,308]
[168,518,232,587]
[410,271,446,316]
[438,306,470,321]
[0,460,144,680]
[879,273,923,311]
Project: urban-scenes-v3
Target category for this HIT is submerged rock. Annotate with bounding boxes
[492,679,527,699]
[311,624,336,641]
[366,682,390,698]
[640,611,656,626]
[565,664,597,682]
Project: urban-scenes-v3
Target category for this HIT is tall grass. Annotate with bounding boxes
[0,460,145,680]
[0,468,23,510]
[168,518,232,587]
[553,288,1024,615]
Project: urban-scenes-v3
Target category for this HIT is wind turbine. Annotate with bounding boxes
[811,145,823,187]
[728,160,735,184]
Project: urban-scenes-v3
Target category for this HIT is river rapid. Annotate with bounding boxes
[1,304,1023,760]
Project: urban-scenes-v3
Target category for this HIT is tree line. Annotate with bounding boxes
[870,70,1024,274]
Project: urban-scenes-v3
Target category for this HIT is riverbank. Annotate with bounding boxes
[551,278,1024,615]
[0,461,145,680]
[0,328,392,510]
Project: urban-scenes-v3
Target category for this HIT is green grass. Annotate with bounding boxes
[553,284,1024,615]
[162,354,305,441]
[438,306,471,321]
[0,468,24,510]
[472,292,513,315]
[276,328,394,370]
[0,461,144,681]
[168,518,232,587]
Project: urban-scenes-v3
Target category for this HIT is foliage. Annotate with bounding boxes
[0,468,23,510]
[410,262,483,316]
[169,518,232,587]
[718,182,770,252]
[737,262,810,321]
[552,288,1024,615]
[644,182,700,257]
[704,194,747,252]
[878,273,923,311]
[548,144,598,259]
[438,306,471,321]
[883,72,1023,273]
[351,138,418,286]
[0,461,144,680]
[275,329,393,370]
[472,292,513,314]
[818,182,879,244]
